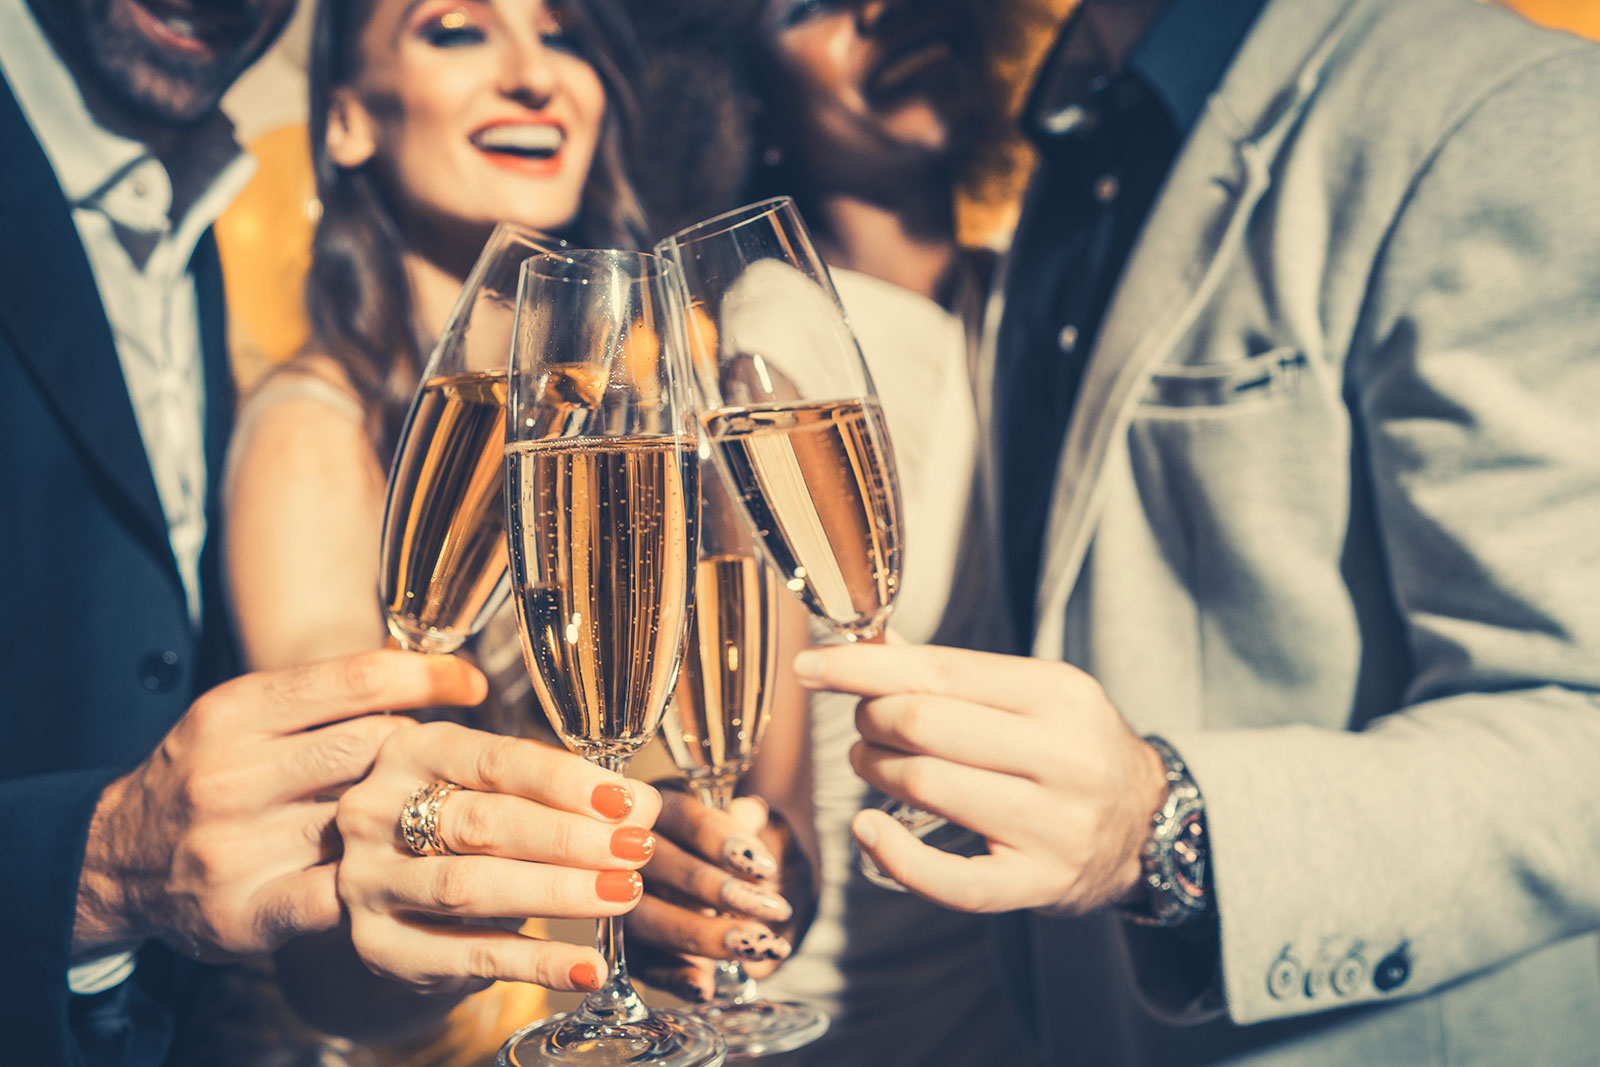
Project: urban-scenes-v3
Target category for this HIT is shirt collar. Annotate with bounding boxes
[1127,0,1271,135]
[0,0,253,237]
[1027,0,1271,144]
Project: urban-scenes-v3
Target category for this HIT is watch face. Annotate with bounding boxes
[1169,812,1207,900]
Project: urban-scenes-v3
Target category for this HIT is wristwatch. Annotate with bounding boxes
[1124,735,1210,927]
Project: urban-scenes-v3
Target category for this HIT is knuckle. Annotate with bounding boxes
[404,719,455,758]
[259,662,316,708]
[544,816,578,862]
[922,647,961,697]
[429,862,475,912]
[333,794,370,841]
[465,941,505,981]
[890,699,924,747]
[452,796,498,853]
[180,835,225,887]
[302,727,371,779]
[474,736,521,793]
[181,767,232,814]
[338,654,386,704]
[351,934,407,984]
[183,690,227,737]
[898,758,934,804]
[954,877,1001,913]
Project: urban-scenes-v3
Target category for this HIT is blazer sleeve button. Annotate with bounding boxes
[1373,941,1411,992]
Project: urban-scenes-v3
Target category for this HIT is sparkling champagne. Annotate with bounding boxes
[380,371,509,653]
[702,399,902,638]
[507,435,697,758]
[663,554,780,783]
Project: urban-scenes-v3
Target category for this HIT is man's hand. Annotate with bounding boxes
[73,650,486,961]
[629,790,812,1002]
[793,643,1168,916]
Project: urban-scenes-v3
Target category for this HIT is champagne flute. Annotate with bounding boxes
[655,196,975,892]
[498,249,724,1067]
[378,223,562,654]
[658,444,829,1058]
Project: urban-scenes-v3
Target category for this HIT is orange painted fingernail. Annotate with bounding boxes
[611,826,656,862]
[570,962,601,991]
[597,869,643,902]
[591,783,634,820]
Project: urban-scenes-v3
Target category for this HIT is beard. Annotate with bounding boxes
[31,0,288,128]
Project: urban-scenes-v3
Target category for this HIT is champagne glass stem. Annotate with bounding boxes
[575,755,650,1027]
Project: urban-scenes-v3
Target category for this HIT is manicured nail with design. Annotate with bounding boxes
[722,834,778,880]
[569,961,602,991]
[725,925,791,963]
[596,869,643,902]
[591,783,634,820]
[721,877,792,922]
[610,826,655,862]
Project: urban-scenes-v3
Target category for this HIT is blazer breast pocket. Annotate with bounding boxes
[1137,346,1308,415]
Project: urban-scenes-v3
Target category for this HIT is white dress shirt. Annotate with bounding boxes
[0,0,256,993]
[0,0,255,626]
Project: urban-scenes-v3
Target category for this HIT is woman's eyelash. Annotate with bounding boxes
[421,13,486,46]
[775,0,829,30]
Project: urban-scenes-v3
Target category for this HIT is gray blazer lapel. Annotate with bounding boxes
[1030,0,1365,657]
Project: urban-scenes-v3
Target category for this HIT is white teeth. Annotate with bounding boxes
[162,15,198,37]
[473,125,563,155]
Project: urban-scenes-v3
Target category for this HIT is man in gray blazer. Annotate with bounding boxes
[793,0,1600,1063]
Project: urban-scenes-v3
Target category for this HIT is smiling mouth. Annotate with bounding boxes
[868,38,959,102]
[471,125,565,161]
[125,0,252,57]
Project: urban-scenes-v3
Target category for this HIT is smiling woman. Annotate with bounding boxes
[213,0,652,1062]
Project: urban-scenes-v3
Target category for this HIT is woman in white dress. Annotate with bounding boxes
[621,2,1046,1063]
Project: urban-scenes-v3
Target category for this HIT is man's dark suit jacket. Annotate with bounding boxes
[0,70,240,1065]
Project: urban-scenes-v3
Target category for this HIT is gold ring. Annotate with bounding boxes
[399,780,462,857]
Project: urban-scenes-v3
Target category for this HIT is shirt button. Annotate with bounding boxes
[138,650,182,693]
[1057,324,1080,353]
[1095,174,1120,203]
[132,178,149,198]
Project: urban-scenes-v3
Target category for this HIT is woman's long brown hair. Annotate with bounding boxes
[304,0,648,454]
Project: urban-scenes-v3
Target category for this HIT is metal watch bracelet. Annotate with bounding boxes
[1122,735,1210,928]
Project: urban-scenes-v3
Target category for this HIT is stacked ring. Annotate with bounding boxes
[399,780,462,857]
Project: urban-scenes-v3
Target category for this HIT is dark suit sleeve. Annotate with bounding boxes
[0,769,199,1067]
[2,769,113,1063]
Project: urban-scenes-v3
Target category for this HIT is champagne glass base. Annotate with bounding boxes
[693,998,829,1059]
[498,1009,726,1067]
[385,618,468,655]
[858,802,987,893]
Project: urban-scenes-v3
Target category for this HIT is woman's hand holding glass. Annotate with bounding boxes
[334,720,663,996]
[630,792,816,986]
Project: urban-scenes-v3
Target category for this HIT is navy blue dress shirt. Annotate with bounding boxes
[997,0,1269,640]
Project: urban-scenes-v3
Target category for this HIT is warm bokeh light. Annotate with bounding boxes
[214,123,316,392]
[1501,0,1600,39]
